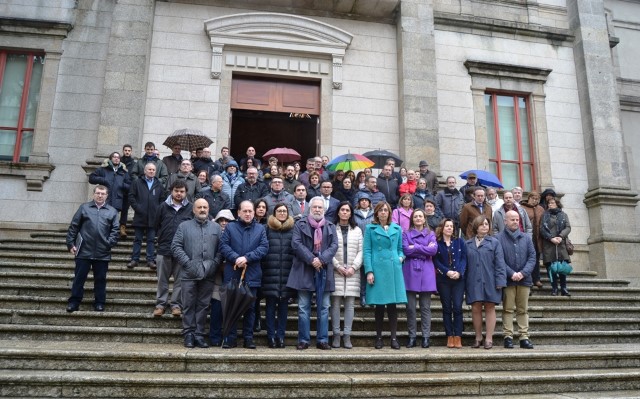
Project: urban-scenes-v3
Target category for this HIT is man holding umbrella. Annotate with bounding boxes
[287,197,338,350]
[171,198,222,348]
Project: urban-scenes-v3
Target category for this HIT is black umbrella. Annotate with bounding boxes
[162,128,213,152]
[220,268,256,338]
[362,150,403,169]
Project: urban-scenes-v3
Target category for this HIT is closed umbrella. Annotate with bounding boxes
[362,150,403,169]
[219,268,256,338]
[163,128,213,152]
[459,169,504,188]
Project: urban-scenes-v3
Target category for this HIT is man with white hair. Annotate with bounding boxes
[287,197,338,350]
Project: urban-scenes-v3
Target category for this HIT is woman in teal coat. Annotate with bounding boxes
[364,201,407,350]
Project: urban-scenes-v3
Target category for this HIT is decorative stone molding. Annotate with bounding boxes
[223,53,330,76]
[0,161,55,192]
[204,12,352,89]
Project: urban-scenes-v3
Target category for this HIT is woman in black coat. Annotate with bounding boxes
[262,204,296,348]
[541,198,572,296]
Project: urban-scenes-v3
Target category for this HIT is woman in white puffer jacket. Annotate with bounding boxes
[330,201,363,349]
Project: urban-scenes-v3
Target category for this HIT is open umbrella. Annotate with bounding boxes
[262,147,301,163]
[459,169,504,188]
[326,153,374,172]
[163,128,213,152]
[362,150,403,169]
[219,268,256,338]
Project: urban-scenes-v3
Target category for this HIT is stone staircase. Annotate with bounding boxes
[1,230,640,398]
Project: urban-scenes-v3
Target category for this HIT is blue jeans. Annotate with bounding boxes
[131,227,156,262]
[68,259,108,307]
[436,274,465,336]
[209,298,222,345]
[265,297,289,340]
[224,287,257,343]
[297,290,330,344]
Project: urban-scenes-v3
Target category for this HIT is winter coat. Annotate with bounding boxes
[306,184,321,202]
[262,190,294,215]
[171,218,221,281]
[496,228,537,287]
[234,181,269,209]
[520,202,545,252]
[162,154,183,175]
[419,170,439,194]
[287,217,338,292]
[412,190,437,211]
[283,177,301,195]
[426,211,444,232]
[459,201,493,240]
[391,207,413,232]
[376,176,399,207]
[492,205,533,236]
[435,189,464,223]
[398,180,417,195]
[128,177,164,228]
[434,238,467,278]
[89,161,131,211]
[402,228,438,293]
[464,235,507,304]
[166,172,201,201]
[262,216,296,299]
[333,187,357,205]
[332,224,363,297]
[130,156,169,186]
[363,223,407,305]
[154,197,193,256]
[221,172,245,209]
[353,189,386,208]
[354,208,374,233]
[66,201,119,261]
[195,188,231,219]
[541,209,572,263]
[219,218,269,288]
[460,183,486,203]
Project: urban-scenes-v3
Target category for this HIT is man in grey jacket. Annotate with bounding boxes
[66,185,119,313]
[498,210,537,350]
[171,198,222,348]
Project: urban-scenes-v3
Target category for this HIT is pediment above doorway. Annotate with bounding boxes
[204,12,353,89]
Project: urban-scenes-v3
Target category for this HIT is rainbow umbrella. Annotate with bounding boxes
[326,153,375,171]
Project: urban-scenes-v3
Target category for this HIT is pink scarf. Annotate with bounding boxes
[307,215,325,253]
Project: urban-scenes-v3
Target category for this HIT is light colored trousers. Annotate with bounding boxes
[502,285,531,340]
[156,255,182,309]
[406,291,431,338]
[331,296,356,335]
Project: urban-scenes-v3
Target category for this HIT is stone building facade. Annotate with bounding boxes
[0,0,638,284]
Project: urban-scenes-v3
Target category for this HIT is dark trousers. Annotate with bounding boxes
[209,298,222,345]
[68,259,108,307]
[436,275,465,336]
[224,286,258,343]
[375,304,398,339]
[181,279,214,337]
[531,248,542,283]
[119,195,129,226]
[265,296,289,341]
[131,227,156,262]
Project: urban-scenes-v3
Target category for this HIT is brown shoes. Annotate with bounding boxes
[153,307,165,317]
[171,307,182,317]
[447,336,454,348]
[453,336,462,349]
[119,225,127,238]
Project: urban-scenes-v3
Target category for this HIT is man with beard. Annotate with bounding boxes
[129,142,169,186]
[153,180,193,317]
[376,164,400,208]
[162,144,183,175]
[219,200,269,349]
[118,144,137,238]
[282,164,301,195]
[262,176,295,215]
[89,151,131,238]
[492,191,532,236]
[166,159,201,201]
[171,198,221,348]
[240,146,263,170]
[234,166,268,209]
[487,187,504,213]
[435,176,464,231]
[353,176,386,208]
[287,197,338,350]
[195,174,231,219]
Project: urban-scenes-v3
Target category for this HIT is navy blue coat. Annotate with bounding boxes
[128,177,164,228]
[496,229,537,287]
[434,238,467,279]
[154,198,193,256]
[89,163,131,211]
[464,236,507,304]
[219,218,269,288]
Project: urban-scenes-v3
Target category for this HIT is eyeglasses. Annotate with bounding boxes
[276,209,288,213]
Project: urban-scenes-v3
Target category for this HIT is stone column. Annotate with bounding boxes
[396,0,440,172]
[94,0,155,160]
[567,0,640,285]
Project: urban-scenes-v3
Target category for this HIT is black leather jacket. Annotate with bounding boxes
[66,201,119,261]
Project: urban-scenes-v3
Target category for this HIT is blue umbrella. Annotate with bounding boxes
[459,169,504,188]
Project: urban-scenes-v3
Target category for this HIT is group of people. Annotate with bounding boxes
[66,143,573,351]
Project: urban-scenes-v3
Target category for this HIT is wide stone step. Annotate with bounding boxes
[0,243,141,256]
[1,367,639,398]
[0,251,133,264]
[2,340,640,374]
[2,309,638,333]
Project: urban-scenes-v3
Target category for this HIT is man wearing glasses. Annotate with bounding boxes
[262,177,294,214]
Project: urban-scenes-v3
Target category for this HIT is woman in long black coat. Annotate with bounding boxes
[541,198,572,296]
[262,204,296,348]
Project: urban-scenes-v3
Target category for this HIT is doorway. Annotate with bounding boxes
[229,75,320,165]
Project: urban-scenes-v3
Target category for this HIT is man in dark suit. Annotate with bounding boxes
[291,183,309,220]
[319,181,340,221]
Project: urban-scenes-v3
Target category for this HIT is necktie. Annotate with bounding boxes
[300,202,304,213]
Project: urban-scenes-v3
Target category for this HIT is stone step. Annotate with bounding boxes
[2,340,640,374]
[1,366,639,398]
[0,251,133,264]
[2,309,638,333]
[0,242,143,256]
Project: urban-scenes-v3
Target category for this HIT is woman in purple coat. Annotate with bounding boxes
[402,208,438,348]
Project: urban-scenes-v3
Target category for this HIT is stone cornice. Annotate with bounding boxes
[0,17,72,38]
[434,12,573,44]
[583,187,639,209]
[464,60,552,83]
[0,161,55,192]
